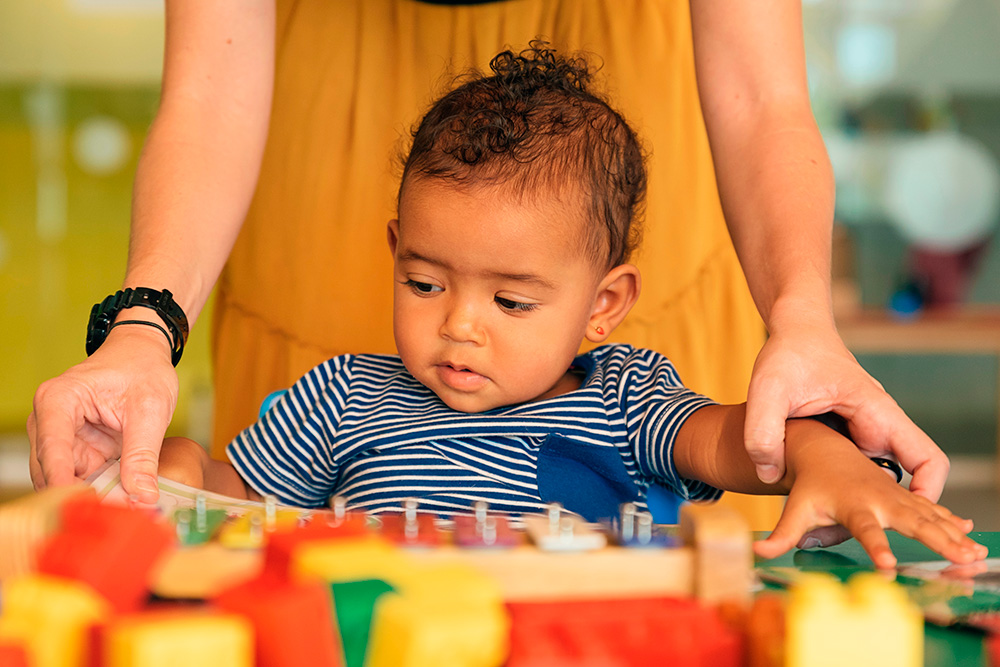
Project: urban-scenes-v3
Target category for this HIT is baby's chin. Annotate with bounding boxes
[433,389,505,414]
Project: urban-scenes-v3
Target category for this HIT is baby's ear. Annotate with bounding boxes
[387,219,400,255]
[586,264,641,343]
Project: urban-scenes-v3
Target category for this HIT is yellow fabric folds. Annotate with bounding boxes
[211,0,772,524]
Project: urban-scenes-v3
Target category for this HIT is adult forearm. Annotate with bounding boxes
[122,0,275,327]
[125,100,268,326]
[709,108,836,334]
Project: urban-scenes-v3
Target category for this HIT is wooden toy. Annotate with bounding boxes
[404,501,751,603]
[329,579,395,667]
[102,610,253,667]
[364,563,509,667]
[0,484,94,581]
[0,641,29,667]
[376,499,444,548]
[172,500,228,547]
[505,596,743,666]
[522,503,607,552]
[452,502,521,549]
[213,495,301,549]
[785,572,923,667]
[150,543,263,600]
[678,501,754,606]
[262,516,370,582]
[0,573,109,667]
[35,496,174,613]
[214,577,343,667]
[610,502,678,548]
[745,593,786,667]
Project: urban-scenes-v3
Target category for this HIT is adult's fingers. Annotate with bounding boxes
[29,384,85,490]
[849,399,949,502]
[744,376,792,484]
[118,395,171,503]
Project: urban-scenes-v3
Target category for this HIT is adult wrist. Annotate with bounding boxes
[765,289,836,337]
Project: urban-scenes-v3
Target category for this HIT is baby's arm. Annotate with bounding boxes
[674,405,987,568]
[159,437,262,501]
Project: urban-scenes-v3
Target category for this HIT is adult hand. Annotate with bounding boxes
[27,326,178,503]
[743,323,950,503]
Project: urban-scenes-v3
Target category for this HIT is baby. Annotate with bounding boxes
[160,44,985,568]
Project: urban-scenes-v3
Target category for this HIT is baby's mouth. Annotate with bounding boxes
[436,363,489,391]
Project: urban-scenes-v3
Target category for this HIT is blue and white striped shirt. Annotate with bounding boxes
[226,344,722,521]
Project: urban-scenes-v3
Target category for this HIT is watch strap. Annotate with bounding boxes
[86,288,189,366]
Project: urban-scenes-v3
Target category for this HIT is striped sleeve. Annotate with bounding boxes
[226,355,354,507]
[613,348,723,501]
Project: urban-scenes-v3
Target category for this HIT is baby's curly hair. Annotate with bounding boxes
[399,42,646,268]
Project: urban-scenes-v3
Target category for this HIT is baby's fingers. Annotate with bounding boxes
[887,503,987,564]
[839,514,897,570]
[753,500,832,561]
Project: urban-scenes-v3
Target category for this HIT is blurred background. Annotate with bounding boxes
[1,0,998,524]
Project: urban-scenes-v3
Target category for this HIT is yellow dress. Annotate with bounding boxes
[212,0,775,525]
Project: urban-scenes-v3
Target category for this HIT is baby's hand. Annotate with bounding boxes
[753,438,987,569]
[158,437,209,490]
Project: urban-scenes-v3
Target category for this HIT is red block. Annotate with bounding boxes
[215,577,344,667]
[36,496,173,613]
[506,597,743,667]
[0,641,29,667]
[262,517,368,582]
[989,631,1000,667]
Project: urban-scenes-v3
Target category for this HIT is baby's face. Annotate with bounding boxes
[389,178,605,413]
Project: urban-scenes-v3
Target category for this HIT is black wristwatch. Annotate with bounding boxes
[86,288,190,366]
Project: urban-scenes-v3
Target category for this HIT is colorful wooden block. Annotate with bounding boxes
[786,572,923,667]
[0,641,29,667]
[262,517,370,582]
[292,536,408,585]
[35,496,174,613]
[745,593,785,667]
[364,563,509,667]
[217,495,301,550]
[678,502,754,606]
[505,596,743,666]
[0,574,109,667]
[172,506,228,546]
[330,579,395,667]
[0,485,95,580]
[103,610,253,667]
[214,577,343,667]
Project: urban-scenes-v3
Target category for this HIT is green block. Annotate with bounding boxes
[171,507,228,546]
[331,579,396,667]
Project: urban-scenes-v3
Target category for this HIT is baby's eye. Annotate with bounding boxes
[405,279,443,295]
[495,296,538,313]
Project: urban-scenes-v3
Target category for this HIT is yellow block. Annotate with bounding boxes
[291,535,409,585]
[0,574,109,667]
[365,563,509,667]
[786,572,923,667]
[292,535,509,666]
[105,611,254,667]
[217,508,301,549]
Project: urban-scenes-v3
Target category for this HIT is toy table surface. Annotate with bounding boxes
[755,530,1000,667]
